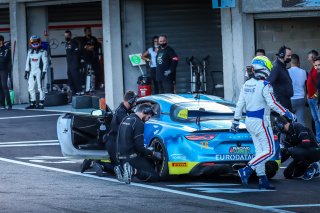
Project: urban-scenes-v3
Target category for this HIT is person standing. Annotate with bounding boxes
[267,46,293,111]
[83,27,102,89]
[255,49,265,57]
[156,35,179,94]
[306,50,320,142]
[115,103,162,184]
[142,36,159,94]
[288,54,307,126]
[231,56,295,190]
[64,30,83,95]
[24,35,48,109]
[0,35,12,110]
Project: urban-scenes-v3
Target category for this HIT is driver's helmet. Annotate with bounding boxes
[29,35,41,49]
[251,56,273,79]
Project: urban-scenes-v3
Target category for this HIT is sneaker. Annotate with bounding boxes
[7,105,12,110]
[258,175,276,190]
[238,166,253,186]
[312,162,320,178]
[302,165,316,180]
[123,162,133,184]
[92,161,104,177]
[80,159,92,173]
[114,165,124,182]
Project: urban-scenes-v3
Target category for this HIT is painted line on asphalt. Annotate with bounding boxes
[0,143,59,147]
[0,114,62,120]
[168,183,239,187]
[0,140,58,145]
[0,157,293,213]
[14,107,89,115]
[267,204,320,208]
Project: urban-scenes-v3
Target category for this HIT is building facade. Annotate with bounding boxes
[1,0,320,109]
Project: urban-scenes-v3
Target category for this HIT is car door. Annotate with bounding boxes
[57,111,112,159]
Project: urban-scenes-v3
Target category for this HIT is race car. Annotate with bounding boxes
[57,94,280,178]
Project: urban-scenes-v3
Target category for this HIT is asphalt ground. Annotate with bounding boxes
[0,109,319,213]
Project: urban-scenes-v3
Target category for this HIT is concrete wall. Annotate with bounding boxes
[220,1,255,102]
[120,0,145,92]
[242,0,320,13]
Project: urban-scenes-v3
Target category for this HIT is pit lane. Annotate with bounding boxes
[0,109,319,213]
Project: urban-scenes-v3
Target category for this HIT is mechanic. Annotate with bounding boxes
[231,56,296,190]
[64,30,83,95]
[275,116,320,180]
[115,103,162,184]
[156,35,179,94]
[24,35,48,109]
[82,27,102,89]
[266,46,293,111]
[0,35,12,109]
[80,91,138,176]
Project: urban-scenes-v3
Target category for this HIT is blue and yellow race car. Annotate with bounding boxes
[57,94,280,179]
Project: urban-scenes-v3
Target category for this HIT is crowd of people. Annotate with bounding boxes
[232,46,320,189]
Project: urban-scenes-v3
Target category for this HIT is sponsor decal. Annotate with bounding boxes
[170,154,187,161]
[215,154,255,161]
[172,162,188,167]
[229,146,250,154]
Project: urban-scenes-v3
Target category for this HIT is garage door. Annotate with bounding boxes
[0,7,10,42]
[255,18,320,72]
[144,0,223,96]
[48,2,102,80]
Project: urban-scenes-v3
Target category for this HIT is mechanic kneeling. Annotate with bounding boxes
[275,116,320,180]
[114,103,162,184]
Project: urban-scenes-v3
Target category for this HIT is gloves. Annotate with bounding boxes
[284,109,296,122]
[153,151,162,160]
[164,70,172,77]
[230,120,239,134]
[24,71,30,80]
[41,72,46,80]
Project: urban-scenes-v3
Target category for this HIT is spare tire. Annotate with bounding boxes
[45,92,68,106]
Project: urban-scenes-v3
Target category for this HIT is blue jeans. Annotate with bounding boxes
[308,98,320,142]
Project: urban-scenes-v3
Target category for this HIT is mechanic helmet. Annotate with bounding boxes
[29,35,41,49]
[251,56,273,79]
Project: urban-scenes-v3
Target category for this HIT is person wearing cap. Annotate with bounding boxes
[231,56,296,190]
[114,103,162,184]
[274,116,320,180]
[0,35,12,109]
[267,46,293,111]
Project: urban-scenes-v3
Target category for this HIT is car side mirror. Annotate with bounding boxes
[91,109,103,117]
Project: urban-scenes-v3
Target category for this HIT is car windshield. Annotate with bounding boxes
[171,101,235,122]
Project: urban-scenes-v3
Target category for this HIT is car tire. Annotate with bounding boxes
[265,161,278,179]
[150,138,170,180]
[45,92,68,106]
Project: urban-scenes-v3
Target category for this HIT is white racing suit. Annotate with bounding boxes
[25,49,48,102]
[234,78,288,176]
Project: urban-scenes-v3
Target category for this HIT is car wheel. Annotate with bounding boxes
[150,138,169,179]
[265,161,278,179]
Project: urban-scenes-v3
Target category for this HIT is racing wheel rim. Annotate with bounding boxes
[150,139,167,175]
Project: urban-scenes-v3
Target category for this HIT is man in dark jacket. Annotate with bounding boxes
[156,35,179,94]
[275,116,320,180]
[64,30,82,95]
[115,103,162,184]
[0,35,12,109]
[81,91,137,176]
[267,46,293,111]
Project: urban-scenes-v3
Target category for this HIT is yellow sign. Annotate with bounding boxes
[177,108,188,119]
